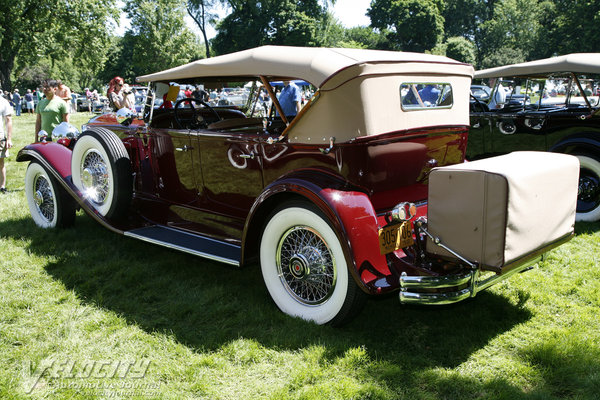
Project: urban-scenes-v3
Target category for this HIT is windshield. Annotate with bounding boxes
[147,78,316,119]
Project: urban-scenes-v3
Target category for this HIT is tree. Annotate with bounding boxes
[0,0,117,91]
[549,0,600,55]
[125,0,204,76]
[212,0,327,55]
[314,11,347,47]
[368,0,445,52]
[99,34,138,85]
[187,0,221,58]
[430,36,477,64]
[478,0,554,67]
[340,26,391,50]
[480,47,526,69]
[445,37,477,64]
[442,0,497,41]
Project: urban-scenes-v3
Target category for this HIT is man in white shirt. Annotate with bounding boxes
[487,78,507,110]
[0,95,14,192]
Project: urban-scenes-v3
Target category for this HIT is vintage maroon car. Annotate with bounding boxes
[18,46,579,325]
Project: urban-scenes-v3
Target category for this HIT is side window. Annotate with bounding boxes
[534,77,568,108]
[570,76,600,107]
[400,83,453,110]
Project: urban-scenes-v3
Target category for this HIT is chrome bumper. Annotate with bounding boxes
[399,255,543,305]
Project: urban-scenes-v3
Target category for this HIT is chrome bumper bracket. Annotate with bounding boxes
[399,255,542,305]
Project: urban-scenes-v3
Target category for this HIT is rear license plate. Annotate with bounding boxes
[379,222,414,255]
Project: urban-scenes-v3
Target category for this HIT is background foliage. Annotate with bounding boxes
[2,0,600,92]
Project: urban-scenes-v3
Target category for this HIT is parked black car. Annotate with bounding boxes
[469,53,600,222]
[470,84,490,101]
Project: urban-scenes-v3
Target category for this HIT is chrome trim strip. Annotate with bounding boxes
[124,229,240,266]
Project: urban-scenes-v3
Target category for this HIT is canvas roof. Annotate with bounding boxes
[475,53,600,78]
[137,45,472,87]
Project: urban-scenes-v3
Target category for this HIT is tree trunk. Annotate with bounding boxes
[187,4,211,59]
[0,56,15,92]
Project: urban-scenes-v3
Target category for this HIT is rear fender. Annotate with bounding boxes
[243,169,391,294]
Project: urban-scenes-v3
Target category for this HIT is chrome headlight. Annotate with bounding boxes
[52,122,80,139]
[37,130,48,142]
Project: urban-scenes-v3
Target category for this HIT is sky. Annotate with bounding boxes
[332,0,371,28]
[117,0,371,38]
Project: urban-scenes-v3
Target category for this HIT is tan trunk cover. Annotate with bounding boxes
[426,152,578,271]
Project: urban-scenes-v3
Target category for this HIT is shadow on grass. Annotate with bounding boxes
[574,220,600,235]
[2,215,533,372]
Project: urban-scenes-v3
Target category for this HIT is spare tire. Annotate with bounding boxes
[71,127,132,220]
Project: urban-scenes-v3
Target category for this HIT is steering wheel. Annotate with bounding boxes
[173,97,221,129]
[470,94,489,112]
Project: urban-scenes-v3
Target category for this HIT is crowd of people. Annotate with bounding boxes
[1,78,88,193]
[0,75,147,193]
[0,75,317,194]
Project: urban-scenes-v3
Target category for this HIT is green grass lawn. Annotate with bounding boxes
[1,113,599,399]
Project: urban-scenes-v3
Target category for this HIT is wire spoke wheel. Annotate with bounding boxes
[33,173,55,223]
[80,149,110,205]
[277,226,336,305]
[25,162,75,229]
[71,128,132,219]
[575,155,600,222]
[260,203,366,325]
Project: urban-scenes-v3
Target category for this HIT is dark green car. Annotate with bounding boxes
[469,53,600,222]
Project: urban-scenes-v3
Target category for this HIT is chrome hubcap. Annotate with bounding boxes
[34,190,44,207]
[578,169,600,212]
[82,168,95,188]
[276,226,336,305]
[33,175,54,222]
[80,149,110,204]
[289,254,310,280]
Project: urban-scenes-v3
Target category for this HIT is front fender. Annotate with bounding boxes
[17,142,73,180]
[549,133,600,157]
[17,142,125,234]
[243,168,392,294]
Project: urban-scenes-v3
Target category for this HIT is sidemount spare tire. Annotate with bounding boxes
[71,127,132,220]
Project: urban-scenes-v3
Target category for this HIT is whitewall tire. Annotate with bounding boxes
[576,154,600,222]
[25,162,75,228]
[260,203,365,325]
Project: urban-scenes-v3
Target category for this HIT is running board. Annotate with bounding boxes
[124,225,241,266]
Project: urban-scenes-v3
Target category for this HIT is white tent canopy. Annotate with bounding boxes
[475,53,600,79]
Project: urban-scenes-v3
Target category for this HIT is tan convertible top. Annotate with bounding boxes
[475,53,600,78]
[137,45,472,87]
[139,46,474,142]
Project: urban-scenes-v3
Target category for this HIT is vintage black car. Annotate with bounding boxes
[469,53,600,222]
